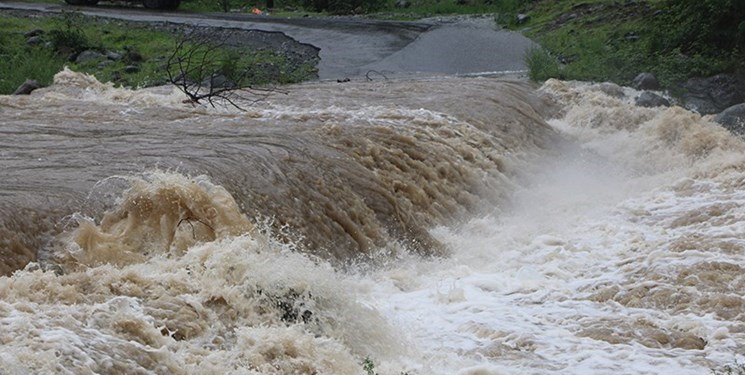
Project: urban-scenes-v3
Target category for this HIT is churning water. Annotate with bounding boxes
[1,70,744,374]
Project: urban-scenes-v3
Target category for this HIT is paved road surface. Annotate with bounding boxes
[0,2,535,80]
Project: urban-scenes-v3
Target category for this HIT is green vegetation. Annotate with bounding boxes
[8,0,743,89]
[360,357,411,375]
[361,357,379,375]
[713,360,745,375]
[524,46,561,81]
[506,0,745,86]
[0,11,317,94]
[0,44,65,94]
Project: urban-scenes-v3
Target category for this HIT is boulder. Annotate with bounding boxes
[13,79,41,95]
[516,13,530,24]
[125,50,144,63]
[632,72,660,90]
[635,91,670,108]
[26,36,43,46]
[106,51,123,61]
[97,60,114,69]
[713,103,745,136]
[202,74,235,89]
[679,74,745,115]
[595,82,625,98]
[76,50,103,64]
[124,65,141,74]
[24,29,44,38]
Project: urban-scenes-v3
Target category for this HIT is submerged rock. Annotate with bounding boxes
[635,91,670,108]
[595,82,625,98]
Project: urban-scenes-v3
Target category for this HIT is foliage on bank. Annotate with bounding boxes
[0,11,317,95]
[509,0,745,87]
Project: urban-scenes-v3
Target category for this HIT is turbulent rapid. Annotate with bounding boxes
[1,70,744,374]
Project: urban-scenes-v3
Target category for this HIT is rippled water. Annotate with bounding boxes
[1,70,744,374]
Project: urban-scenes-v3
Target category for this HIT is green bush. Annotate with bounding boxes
[48,12,90,55]
[524,46,561,82]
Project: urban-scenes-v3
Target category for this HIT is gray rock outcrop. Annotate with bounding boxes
[76,50,103,64]
[679,74,745,115]
[13,79,41,95]
[632,73,660,90]
[635,91,670,108]
[714,103,745,136]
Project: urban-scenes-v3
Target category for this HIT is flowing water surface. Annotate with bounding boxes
[1,70,744,374]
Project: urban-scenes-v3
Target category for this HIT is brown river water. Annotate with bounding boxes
[1,70,744,374]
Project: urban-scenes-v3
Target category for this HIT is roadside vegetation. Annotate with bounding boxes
[0,10,317,95]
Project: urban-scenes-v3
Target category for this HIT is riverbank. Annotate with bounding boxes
[0,8,320,95]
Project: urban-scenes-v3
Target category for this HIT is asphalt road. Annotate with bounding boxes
[0,2,535,80]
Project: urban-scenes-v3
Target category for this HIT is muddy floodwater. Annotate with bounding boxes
[1,70,744,374]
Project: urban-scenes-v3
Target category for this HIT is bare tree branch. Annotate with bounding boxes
[166,28,284,110]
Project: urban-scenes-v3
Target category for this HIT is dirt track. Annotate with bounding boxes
[1,2,535,80]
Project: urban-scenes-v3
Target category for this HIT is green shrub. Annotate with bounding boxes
[524,46,561,82]
[48,12,90,55]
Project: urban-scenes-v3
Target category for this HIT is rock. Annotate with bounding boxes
[24,29,44,38]
[394,0,409,8]
[76,50,103,64]
[714,103,745,136]
[125,51,144,63]
[595,82,625,98]
[26,36,43,46]
[632,73,660,90]
[106,51,123,61]
[13,79,41,95]
[124,65,141,74]
[202,74,235,89]
[516,13,530,24]
[679,74,745,115]
[624,31,640,42]
[97,60,114,69]
[255,62,281,81]
[635,91,670,108]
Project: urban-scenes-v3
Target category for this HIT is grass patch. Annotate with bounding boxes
[0,46,66,94]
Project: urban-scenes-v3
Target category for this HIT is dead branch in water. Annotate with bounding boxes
[166,29,281,110]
